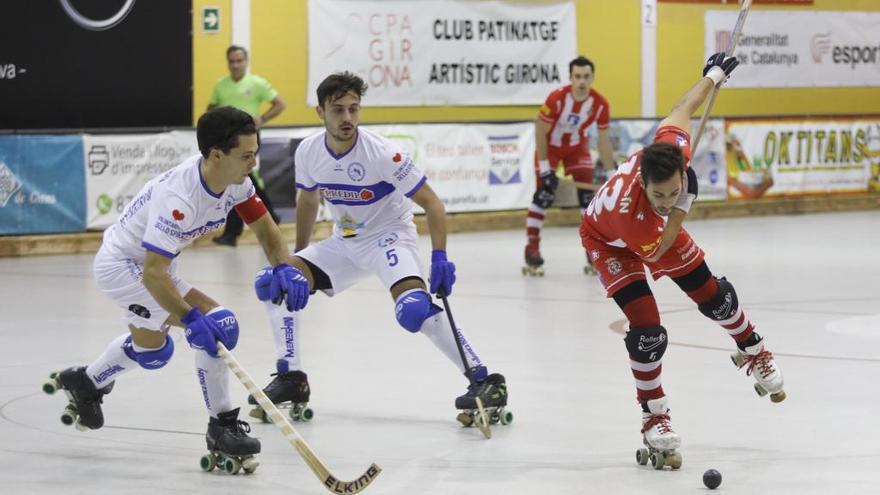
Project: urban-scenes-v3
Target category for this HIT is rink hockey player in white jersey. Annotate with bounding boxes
[248,72,511,428]
[43,107,309,474]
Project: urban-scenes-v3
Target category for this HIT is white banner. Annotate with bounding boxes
[265,123,536,213]
[307,0,577,106]
[83,131,198,229]
[725,119,880,198]
[705,11,880,88]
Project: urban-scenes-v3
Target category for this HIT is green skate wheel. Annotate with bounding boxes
[754,383,768,397]
[223,457,241,475]
[500,410,514,425]
[667,452,682,469]
[60,405,77,426]
[731,352,745,368]
[200,454,217,472]
[636,448,649,465]
[299,407,314,422]
[241,457,259,474]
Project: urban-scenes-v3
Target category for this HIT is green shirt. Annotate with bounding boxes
[209,73,278,117]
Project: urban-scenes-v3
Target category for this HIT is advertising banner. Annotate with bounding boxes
[0,135,85,235]
[725,118,880,198]
[307,0,576,106]
[0,1,192,128]
[705,10,880,88]
[83,131,199,229]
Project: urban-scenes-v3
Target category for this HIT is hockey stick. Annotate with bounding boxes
[691,0,753,153]
[217,343,382,494]
[437,290,492,439]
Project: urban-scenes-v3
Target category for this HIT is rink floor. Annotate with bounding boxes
[1,211,877,494]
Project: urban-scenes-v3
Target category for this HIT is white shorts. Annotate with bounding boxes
[296,224,424,296]
[93,247,193,331]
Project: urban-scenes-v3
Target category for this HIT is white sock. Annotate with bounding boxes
[85,333,138,389]
[194,351,232,418]
[264,301,302,371]
[418,308,483,373]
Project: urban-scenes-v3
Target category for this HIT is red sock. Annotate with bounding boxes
[687,278,755,345]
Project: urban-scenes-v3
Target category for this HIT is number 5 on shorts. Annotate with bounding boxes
[385,249,398,267]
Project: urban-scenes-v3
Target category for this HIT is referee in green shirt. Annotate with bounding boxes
[209,45,286,246]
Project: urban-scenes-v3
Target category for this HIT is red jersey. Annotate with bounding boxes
[579,126,693,260]
[538,86,610,149]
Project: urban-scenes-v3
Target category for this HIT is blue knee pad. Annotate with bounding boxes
[124,335,175,370]
[395,290,442,333]
[255,266,273,302]
[207,307,240,351]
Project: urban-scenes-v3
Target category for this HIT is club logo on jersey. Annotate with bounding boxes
[605,257,623,275]
[378,232,399,247]
[348,162,366,182]
[172,209,185,221]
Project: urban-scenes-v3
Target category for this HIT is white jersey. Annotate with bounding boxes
[294,127,426,239]
[101,155,256,262]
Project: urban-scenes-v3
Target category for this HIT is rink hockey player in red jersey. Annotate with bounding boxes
[579,53,785,470]
[524,55,616,276]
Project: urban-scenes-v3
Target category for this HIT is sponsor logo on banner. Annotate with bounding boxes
[811,32,832,62]
[60,0,137,31]
[706,11,880,88]
[0,162,23,207]
[488,135,522,185]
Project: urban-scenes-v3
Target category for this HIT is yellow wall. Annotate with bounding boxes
[192,0,880,126]
[194,0,641,125]
[656,0,880,118]
[193,0,232,121]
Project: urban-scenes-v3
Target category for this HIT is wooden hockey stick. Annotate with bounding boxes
[437,291,492,439]
[692,0,753,153]
[217,343,382,494]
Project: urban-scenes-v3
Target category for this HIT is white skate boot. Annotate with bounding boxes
[731,338,785,403]
[636,397,682,470]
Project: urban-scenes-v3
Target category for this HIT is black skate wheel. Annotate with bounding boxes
[60,405,77,426]
[298,407,314,422]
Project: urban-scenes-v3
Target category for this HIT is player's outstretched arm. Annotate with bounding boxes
[410,182,447,251]
[294,189,321,253]
[659,53,739,132]
[249,213,290,266]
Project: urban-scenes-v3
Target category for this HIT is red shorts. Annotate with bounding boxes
[534,143,593,187]
[582,229,705,297]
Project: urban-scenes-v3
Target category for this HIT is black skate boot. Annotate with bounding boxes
[44,366,113,430]
[201,408,261,475]
[455,372,513,429]
[248,369,313,423]
[522,242,545,277]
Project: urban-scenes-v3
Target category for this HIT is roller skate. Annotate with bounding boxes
[455,371,513,437]
[201,408,261,475]
[731,337,786,402]
[635,397,682,470]
[248,363,313,423]
[522,241,545,277]
[42,367,113,431]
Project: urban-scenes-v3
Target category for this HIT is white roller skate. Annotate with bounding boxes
[731,338,785,402]
[636,397,683,470]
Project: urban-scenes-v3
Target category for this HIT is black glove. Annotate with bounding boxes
[703,52,739,83]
